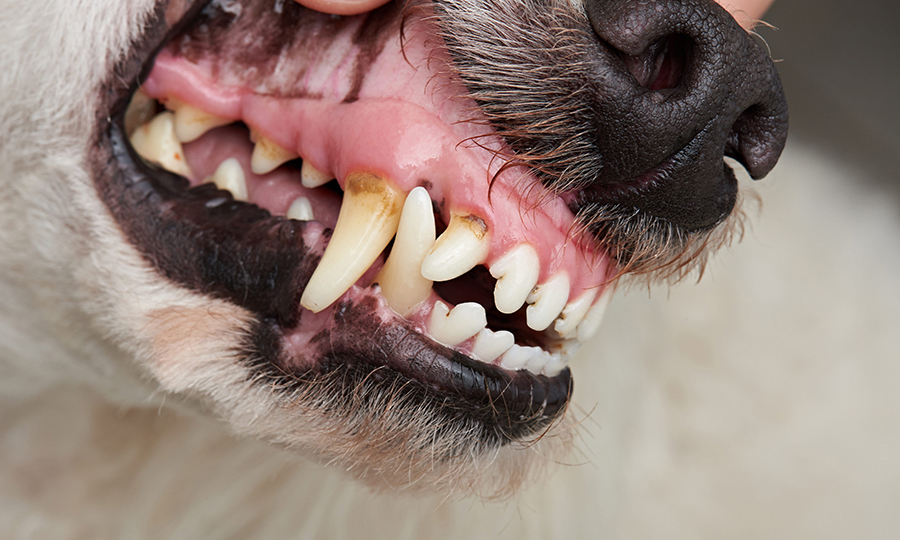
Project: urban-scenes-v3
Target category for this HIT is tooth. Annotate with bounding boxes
[251,135,298,175]
[525,349,553,374]
[286,197,314,221]
[577,286,614,343]
[124,89,156,136]
[420,214,490,282]
[542,353,567,377]
[129,111,193,178]
[208,158,249,201]
[427,301,487,347]
[376,187,435,316]
[301,160,333,188]
[471,329,515,363]
[489,244,540,314]
[173,103,232,143]
[500,345,539,371]
[300,173,404,313]
[525,273,570,331]
[553,289,597,338]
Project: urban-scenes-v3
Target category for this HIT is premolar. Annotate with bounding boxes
[489,244,540,314]
[209,158,248,201]
[129,112,193,178]
[286,197,314,221]
[301,160,333,188]
[172,101,233,143]
[250,135,298,175]
[471,328,515,363]
[421,214,490,282]
[526,273,570,331]
[300,173,404,313]
[427,301,487,347]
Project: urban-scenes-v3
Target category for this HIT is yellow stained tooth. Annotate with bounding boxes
[376,187,435,316]
[129,112,193,178]
[124,89,156,136]
[250,135,298,175]
[420,213,490,282]
[210,158,248,201]
[301,160,333,188]
[300,173,405,313]
[173,103,233,143]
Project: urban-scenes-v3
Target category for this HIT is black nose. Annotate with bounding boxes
[579,0,789,231]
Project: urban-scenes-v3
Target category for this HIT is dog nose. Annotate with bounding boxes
[578,0,788,231]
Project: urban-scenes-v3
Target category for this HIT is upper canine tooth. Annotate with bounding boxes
[129,111,193,178]
[471,329,515,363]
[489,244,540,314]
[300,173,404,313]
[210,158,248,201]
[251,135,298,175]
[526,273,570,331]
[427,301,487,347]
[553,289,597,338]
[286,196,314,221]
[173,103,232,143]
[376,187,435,316]
[301,160,333,188]
[124,89,156,136]
[577,286,614,343]
[421,214,489,282]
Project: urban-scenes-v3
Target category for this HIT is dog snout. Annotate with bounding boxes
[578,0,789,231]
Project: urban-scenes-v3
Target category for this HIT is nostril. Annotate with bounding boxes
[620,34,692,91]
[726,104,789,179]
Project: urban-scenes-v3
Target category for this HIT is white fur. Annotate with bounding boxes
[1,0,898,537]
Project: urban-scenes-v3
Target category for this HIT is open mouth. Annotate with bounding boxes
[89,0,786,455]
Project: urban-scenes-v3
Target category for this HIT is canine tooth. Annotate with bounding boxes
[421,214,489,282]
[376,187,435,316]
[251,136,298,175]
[209,158,249,201]
[577,287,614,343]
[301,160,333,188]
[427,301,487,347]
[471,329,515,363]
[500,345,538,371]
[124,89,156,136]
[129,111,193,178]
[286,197,314,221]
[173,103,232,143]
[553,289,597,338]
[525,273,570,331]
[300,173,404,312]
[489,244,540,314]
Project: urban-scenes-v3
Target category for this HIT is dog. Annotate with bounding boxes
[0,0,819,537]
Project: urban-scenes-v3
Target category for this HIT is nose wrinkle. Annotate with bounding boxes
[584,0,788,230]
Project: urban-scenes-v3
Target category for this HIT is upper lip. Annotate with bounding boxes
[88,0,623,437]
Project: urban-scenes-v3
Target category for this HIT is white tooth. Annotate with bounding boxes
[542,353,567,377]
[524,349,553,374]
[300,173,404,313]
[471,329,515,363]
[376,187,435,316]
[489,243,540,314]
[124,89,156,136]
[129,112,193,178]
[209,158,249,201]
[553,289,597,338]
[286,197,314,221]
[577,286,614,343]
[525,273,570,331]
[173,103,232,143]
[421,214,490,282]
[301,160,333,188]
[250,136,298,175]
[427,302,487,347]
[500,345,539,371]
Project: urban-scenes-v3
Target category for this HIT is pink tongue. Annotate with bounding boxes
[140,6,614,297]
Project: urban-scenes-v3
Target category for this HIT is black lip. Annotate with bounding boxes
[89,0,572,444]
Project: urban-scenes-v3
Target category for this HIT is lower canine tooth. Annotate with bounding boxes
[421,214,489,282]
[173,103,232,143]
[301,160,333,188]
[490,244,540,314]
[526,273,570,331]
[286,197,314,221]
[376,187,435,316]
[251,135,298,175]
[428,301,487,347]
[553,289,597,338]
[129,112,193,178]
[577,286,614,343]
[300,173,404,313]
[472,329,514,362]
[209,158,248,201]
